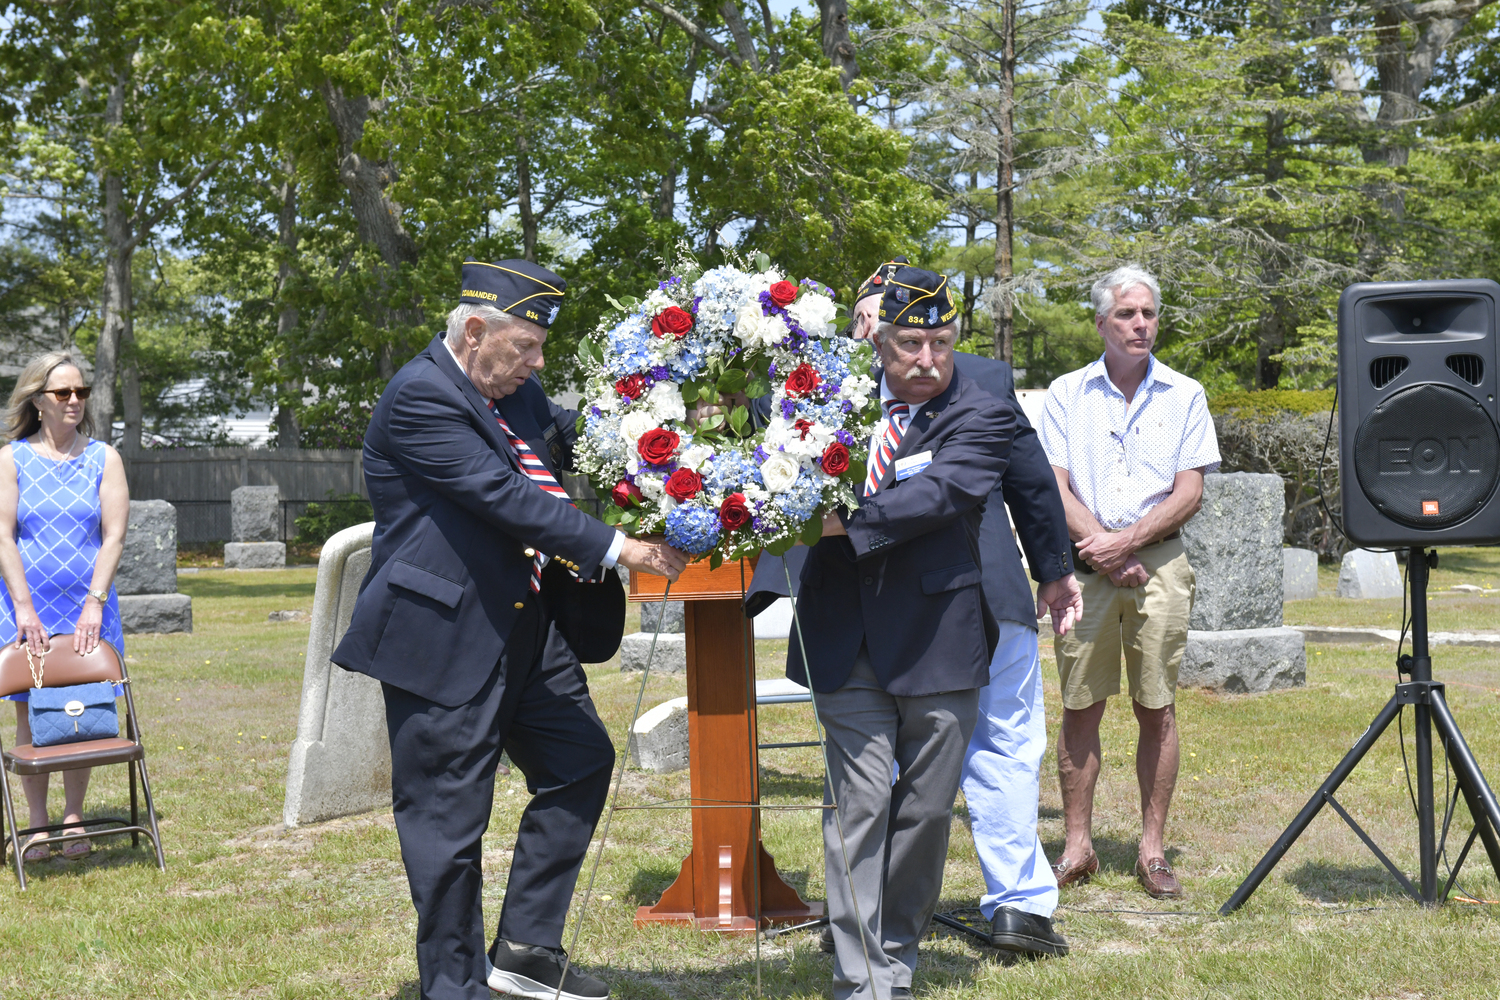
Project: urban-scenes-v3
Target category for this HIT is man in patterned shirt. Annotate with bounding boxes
[1039,265,1220,899]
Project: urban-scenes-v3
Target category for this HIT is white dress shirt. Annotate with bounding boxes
[444,333,625,567]
[1040,354,1220,530]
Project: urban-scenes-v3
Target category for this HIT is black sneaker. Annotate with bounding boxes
[487,939,609,1000]
[988,906,1068,958]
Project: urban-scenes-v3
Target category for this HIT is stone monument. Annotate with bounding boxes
[115,500,192,634]
[1283,547,1319,601]
[1179,472,1305,692]
[283,521,389,827]
[225,485,286,568]
[1337,549,1403,599]
[620,598,687,672]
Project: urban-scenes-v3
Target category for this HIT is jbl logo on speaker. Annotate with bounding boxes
[1423,500,1441,516]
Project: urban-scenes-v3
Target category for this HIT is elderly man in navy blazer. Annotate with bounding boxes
[333,260,686,1000]
[786,265,1013,1000]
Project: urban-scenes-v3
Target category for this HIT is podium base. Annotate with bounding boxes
[634,901,824,935]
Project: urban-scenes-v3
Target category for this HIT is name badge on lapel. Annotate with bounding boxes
[894,451,933,481]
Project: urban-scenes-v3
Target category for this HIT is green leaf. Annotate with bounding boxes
[801,512,824,546]
[603,293,631,313]
[575,413,587,435]
[755,252,771,273]
[717,368,748,394]
[603,506,622,526]
[709,550,724,571]
[745,374,771,399]
[681,379,702,403]
[729,405,749,435]
[846,458,867,484]
[766,535,797,556]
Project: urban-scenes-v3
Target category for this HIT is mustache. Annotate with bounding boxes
[905,364,941,379]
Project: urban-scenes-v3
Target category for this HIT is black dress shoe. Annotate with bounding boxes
[819,924,834,953]
[988,906,1068,958]
[889,989,912,999]
[487,939,609,999]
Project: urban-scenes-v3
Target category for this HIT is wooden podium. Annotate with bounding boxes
[629,558,822,932]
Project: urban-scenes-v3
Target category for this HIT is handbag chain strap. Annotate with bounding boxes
[25,645,44,689]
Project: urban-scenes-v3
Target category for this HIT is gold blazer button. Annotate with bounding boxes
[513,601,525,610]
[524,547,536,557]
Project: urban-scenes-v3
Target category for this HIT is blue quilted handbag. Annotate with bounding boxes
[28,682,120,747]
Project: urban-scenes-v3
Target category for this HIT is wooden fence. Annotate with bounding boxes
[122,448,366,543]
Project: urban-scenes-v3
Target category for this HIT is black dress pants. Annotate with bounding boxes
[382,599,616,1000]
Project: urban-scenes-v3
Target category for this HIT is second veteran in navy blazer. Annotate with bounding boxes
[333,259,685,1000]
[791,266,1014,1000]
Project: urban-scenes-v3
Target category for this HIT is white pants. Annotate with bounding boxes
[960,620,1058,919]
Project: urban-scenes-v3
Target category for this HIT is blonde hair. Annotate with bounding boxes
[6,353,95,441]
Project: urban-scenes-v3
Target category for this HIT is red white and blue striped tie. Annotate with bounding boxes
[490,400,572,592]
[864,400,910,497]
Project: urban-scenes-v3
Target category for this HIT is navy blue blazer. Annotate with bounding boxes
[332,335,618,707]
[785,367,1015,696]
[747,353,1071,632]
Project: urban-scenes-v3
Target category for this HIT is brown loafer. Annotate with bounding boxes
[1135,856,1183,898]
[1050,850,1099,888]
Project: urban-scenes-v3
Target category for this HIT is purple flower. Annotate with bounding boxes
[650,365,671,382]
[753,445,768,464]
[768,362,777,377]
[780,399,797,419]
[590,406,602,417]
[842,401,854,413]
[752,516,771,534]
[692,295,702,313]
[835,429,855,446]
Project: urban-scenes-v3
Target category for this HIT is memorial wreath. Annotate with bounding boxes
[573,249,881,565]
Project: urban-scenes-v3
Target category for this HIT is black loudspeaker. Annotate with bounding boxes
[1339,279,1500,547]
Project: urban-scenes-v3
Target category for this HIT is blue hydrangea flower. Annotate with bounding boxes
[665,506,722,555]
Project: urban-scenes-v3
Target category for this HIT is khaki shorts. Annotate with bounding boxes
[1054,536,1195,711]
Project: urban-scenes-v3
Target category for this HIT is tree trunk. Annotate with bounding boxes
[275,170,301,448]
[95,73,131,448]
[991,0,1016,365]
[817,0,858,91]
[517,136,537,262]
[962,173,978,344]
[319,82,421,382]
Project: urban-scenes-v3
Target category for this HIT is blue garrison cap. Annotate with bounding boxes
[878,265,960,328]
[856,255,910,302]
[460,258,567,328]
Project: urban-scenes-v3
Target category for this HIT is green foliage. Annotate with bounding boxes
[1210,388,1336,419]
[293,492,373,545]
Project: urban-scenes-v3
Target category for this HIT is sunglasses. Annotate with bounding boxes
[37,387,92,402]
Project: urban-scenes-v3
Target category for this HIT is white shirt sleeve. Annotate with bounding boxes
[1039,382,1070,469]
[1177,389,1222,473]
[601,530,626,568]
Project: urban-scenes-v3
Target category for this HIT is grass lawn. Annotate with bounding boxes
[3,566,1499,998]
[1284,545,1500,632]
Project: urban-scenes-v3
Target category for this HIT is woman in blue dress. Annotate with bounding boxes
[0,353,129,862]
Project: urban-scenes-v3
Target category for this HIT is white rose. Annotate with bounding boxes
[619,410,657,447]
[760,451,801,493]
[787,292,838,337]
[645,381,687,423]
[679,444,714,471]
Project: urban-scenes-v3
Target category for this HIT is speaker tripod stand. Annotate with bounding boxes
[1221,547,1500,914]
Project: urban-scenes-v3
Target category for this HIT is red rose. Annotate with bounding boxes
[664,468,703,501]
[768,280,799,308]
[719,493,752,531]
[794,418,814,440]
[615,374,647,400]
[821,442,851,476]
[784,363,821,397]
[636,427,680,466]
[651,306,694,339]
[611,480,643,508]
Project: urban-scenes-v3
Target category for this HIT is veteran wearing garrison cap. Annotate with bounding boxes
[788,264,1017,1000]
[333,259,686,1000]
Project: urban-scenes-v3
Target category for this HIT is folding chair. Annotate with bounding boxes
[0,639,165,889]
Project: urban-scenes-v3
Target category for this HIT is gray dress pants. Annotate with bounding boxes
[818,650,980,1000]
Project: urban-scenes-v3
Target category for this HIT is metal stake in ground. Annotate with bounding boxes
[1221,548,1500,914]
